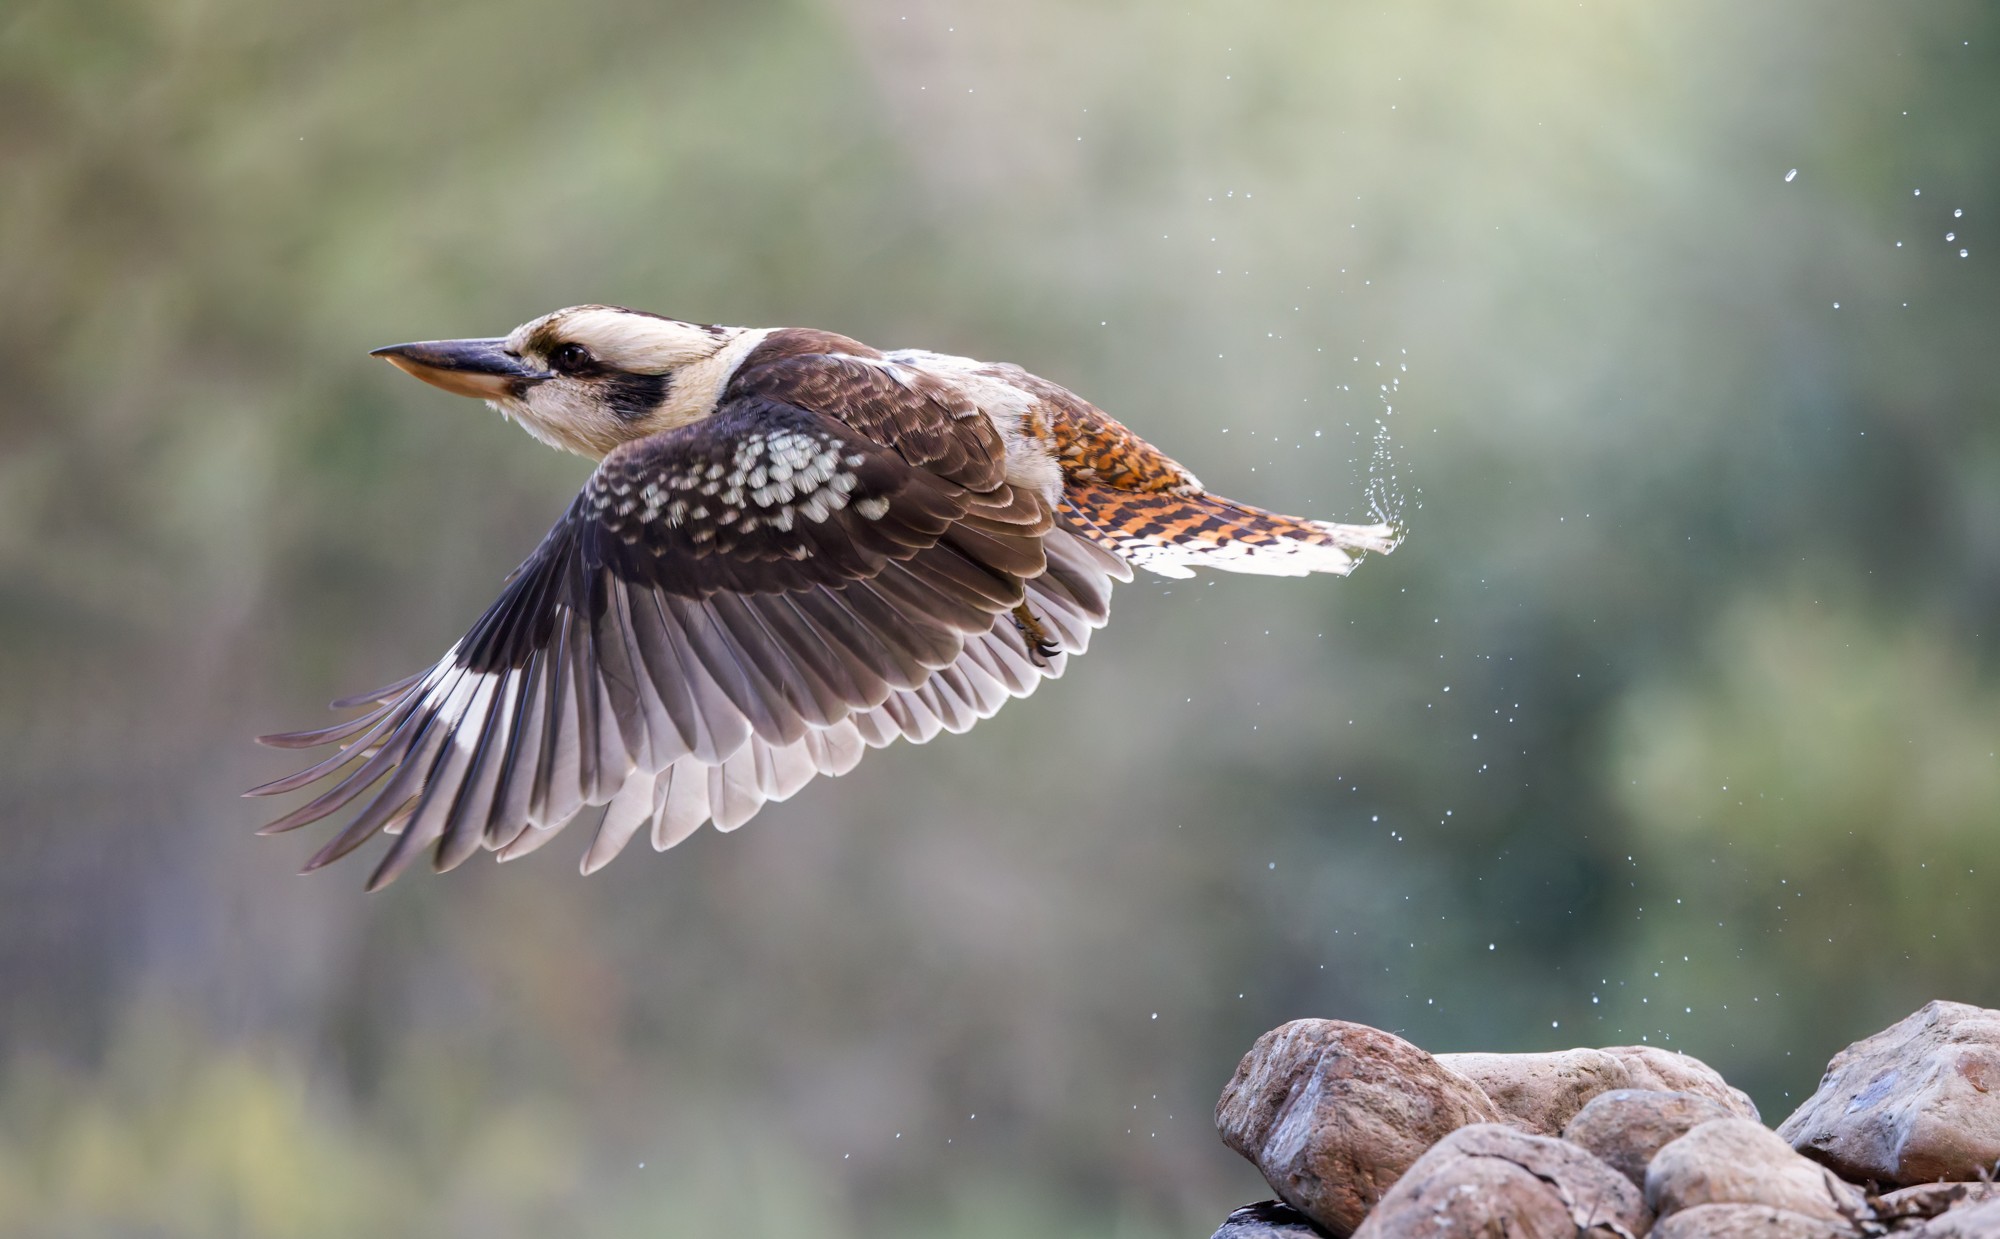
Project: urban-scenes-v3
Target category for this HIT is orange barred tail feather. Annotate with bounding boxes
[1061,482,1401,580]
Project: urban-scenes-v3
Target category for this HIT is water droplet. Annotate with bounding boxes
[1962,249,1970,258]
[1784,168,1798,182]
[1955,208,1965,218]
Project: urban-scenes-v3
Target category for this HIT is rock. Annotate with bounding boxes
[1211,1201,1331,1238]
[1606,1047,1763,1122]
[1876,1183,2000,1227]
[1435,1048,1640,1134]
[1910,1200,2000,1239]
[1216,1019,1506,1237]
[1436,1046,1757,1135]
[1649,1204,1857,1239]
[1349,1123,1651,1239]
[1778,1001,2000,1187]
[1646,1119,1869,1227]
[1565,1089,1743,1188]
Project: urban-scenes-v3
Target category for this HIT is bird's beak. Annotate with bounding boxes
[370,338,553,399]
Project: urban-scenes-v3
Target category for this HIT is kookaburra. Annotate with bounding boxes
[253,306,1400,888]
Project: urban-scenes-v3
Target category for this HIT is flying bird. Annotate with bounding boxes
[252,306,1400,888]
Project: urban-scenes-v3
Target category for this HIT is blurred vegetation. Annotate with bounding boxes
[2,0,1997,1234]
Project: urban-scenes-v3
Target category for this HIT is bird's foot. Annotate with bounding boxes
[1011,604,1062,667]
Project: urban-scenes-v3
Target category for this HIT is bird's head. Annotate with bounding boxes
[371,305,754,458]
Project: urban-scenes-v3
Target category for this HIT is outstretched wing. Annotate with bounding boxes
[252,357,1126,889]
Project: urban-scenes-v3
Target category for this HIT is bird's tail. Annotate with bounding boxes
[1060,482,1401,580]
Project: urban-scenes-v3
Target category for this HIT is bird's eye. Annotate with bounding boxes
[550,343,593,374]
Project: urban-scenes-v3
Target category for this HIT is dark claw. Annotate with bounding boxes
[1011,604,1061,668]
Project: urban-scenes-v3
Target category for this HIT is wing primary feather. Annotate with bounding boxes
[760,591,893,709]
[784,586,934,693]
[744,594,869,719]
[496,817,569,862]
[327,671,426,711]
[811,578,964,675]
[251,664,463,831]
[665,593,804,748]
[753,736,819,801]
[647,591,754,763]
[803,719,868,776]
[528,615,583,827]
[453,522,575,844]
[584,769,659,874]
[244,693,421,799]
[301,676,471,874]
[569,610,609,805]
[254,754,394,835]
[575,580,642,800]
[875,688,945,745]
[485,645,550,845]
[945,654,1009,720]
[255,699,401,750]
[586,577,643,761]
[368,713,503,889]
[707,753,765,832]
[414,668,508,836]
[651,761,713,851]
[431,670,520,872]
[700,592,816,734]
[870,554,1014,632]
[711,593,849,728]
[623,584,711,761]
[920,668,979,734]
[602,580,680,771]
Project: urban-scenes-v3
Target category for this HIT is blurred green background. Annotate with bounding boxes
[4,0,1998,1234]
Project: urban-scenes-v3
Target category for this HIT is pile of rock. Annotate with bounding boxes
[1210,1000,2000,1239]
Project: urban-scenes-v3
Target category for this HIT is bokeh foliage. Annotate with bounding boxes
[2,0,1997,1234]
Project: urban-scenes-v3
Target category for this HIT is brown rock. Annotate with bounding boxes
[1606,1047,1763,1122]
[1778,1001,2000,1187]
[1647,1119,1869,1226]
[1349,1123,1651,1239]
[1210,1201,1330,1239]
[1876,1182,2000,1227]
[1565,1089,1743,1188]
[1436,1046,1757,1135]
[1216,1020,1506,1237]
[1436,1048,1638,1134]
[1649,1204,1857,1239]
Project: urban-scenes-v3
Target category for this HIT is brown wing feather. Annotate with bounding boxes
[731,335,1013,492]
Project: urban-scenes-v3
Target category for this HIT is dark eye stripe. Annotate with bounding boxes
[603,371,670,420]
